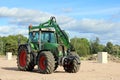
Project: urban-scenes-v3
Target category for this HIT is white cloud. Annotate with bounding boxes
[0,25,28,36]
[0,7,53,26]
[61,18,120,34]
[0,7,75,26]
[62,7,120,16]
[0,7,120,44]
[78,18,117,32]
[0,7,50,18]
[0,7,18,17]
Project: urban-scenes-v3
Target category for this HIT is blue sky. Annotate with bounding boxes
[0,0,120,44]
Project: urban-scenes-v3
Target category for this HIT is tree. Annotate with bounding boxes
[0,37,4,54]
[104,42,114,54]
[70,37,90,57]
[90,37,104,54]
[0,34,27,55]
[112,45,120,57]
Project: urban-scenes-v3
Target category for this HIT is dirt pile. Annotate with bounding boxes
[108,54,120,63]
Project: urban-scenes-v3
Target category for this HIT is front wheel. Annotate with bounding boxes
[37,51,55,74]
[63,53,81,73]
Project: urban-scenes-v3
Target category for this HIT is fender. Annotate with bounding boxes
[18,44,31,54]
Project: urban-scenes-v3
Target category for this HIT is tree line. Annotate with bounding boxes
[0,35,120,58]
[70,37,120,58]
[0,34,27,55]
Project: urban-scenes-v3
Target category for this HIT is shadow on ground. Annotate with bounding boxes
[1,67,66,74]
[2,67,18,71]
[1,67,38,72]
[54,71,66,73]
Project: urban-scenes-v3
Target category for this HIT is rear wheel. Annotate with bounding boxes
[17,46,35,71]
[63,53,81,73]
[37,51,55,74]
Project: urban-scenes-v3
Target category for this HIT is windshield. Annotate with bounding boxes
[29,32,39,42]
[41,32,56,43]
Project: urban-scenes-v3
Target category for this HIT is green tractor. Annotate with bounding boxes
[17,16,80,74]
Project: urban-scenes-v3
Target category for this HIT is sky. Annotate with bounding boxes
[0,0,120,44]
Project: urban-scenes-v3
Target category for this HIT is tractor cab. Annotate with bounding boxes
[29,26,57,51]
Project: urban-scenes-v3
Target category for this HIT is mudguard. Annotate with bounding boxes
[18,44,31,54]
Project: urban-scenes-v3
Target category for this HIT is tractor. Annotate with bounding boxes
[17,16,81,74]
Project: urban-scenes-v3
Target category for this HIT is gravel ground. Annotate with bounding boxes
[0,56,120,80]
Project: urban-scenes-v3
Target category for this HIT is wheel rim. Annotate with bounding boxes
[64,60,74,70]
[39,56,46,70]
[19,49,27,67]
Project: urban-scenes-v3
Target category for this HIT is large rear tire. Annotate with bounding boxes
[17,46,35,71]
[37,51,55,74]
[63,53,81,73]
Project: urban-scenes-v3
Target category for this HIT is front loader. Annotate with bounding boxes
[17,16,81,74]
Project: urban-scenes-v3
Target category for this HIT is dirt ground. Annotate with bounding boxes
[0,56,120,80]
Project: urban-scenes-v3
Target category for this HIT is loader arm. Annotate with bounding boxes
[29,17,70,49]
